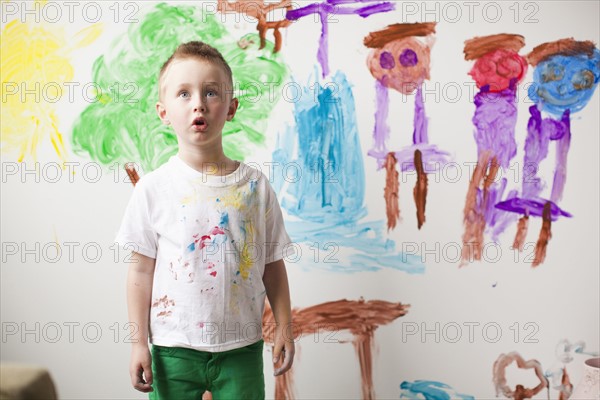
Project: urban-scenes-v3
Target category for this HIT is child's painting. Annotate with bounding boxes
[2,1,598,399]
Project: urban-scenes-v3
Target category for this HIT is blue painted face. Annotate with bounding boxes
[528,48,600,115]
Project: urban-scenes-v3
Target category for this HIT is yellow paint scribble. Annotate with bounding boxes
[229,284,241,315]
[214,186,249,210]
[1,16,102,164]
[238,219,255,280]
[184,180,251,206]
[181,185,200,205]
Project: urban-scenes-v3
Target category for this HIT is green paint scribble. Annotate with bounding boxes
[72,3,289,172]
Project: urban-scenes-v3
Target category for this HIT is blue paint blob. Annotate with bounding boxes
[281,71,366,222]
[219,211,229,227]
[528,49,600,115]
[380,51,395,69]
[399,48,418,67]
[270,71,425,274]
[400,380,474,400]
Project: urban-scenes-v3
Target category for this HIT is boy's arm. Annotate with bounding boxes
[127,251,156,393]
[263,258,294,376]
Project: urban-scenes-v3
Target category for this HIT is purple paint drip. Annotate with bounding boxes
[481,179,518,241]
[327,0,381,5]
[550,109,571,203]
[332,6,361,14]
[495,197,572,220]
[394,144,451,172]
[472,86,518,168]
[317,12,330,77]
[369,83,451,169]
[367,79,390,165]
[470,84,520,238]
[413,85,428,145]
[522,105,551,198]
[286,2,394,78]
[286,3,326,19]
[286,4,332,77]
[489,188,519,242]
[541,116,568,140]
[353,2,395,17]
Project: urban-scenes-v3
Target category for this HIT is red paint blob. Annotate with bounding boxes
[469,49,527,91]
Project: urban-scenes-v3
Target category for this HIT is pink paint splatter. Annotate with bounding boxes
[210,226,225,235]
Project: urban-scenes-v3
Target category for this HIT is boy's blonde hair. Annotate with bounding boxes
[158,41,234,98]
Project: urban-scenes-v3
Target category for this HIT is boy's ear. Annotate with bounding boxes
[226,97,239,121]
[156,102,170,125]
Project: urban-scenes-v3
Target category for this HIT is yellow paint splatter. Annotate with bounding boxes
[181,185,200,205]
[1,11,102,164]
[229,284,241,315]
[239,219,255,280]
[183,182,250,206]
[216,185,256,209]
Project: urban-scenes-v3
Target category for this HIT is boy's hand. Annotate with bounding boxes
[130,345,153,393]
[272,331,295,376]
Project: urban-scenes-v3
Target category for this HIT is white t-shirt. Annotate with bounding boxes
[114,154,294,352]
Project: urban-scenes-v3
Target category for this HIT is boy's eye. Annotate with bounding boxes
[179,91,190,98]
[206,90,218,97]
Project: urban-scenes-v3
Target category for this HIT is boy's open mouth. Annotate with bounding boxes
[192,117,208,132]
[192,117,206,127]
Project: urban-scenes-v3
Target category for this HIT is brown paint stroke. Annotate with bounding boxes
[532,202,552,267]
[527,38,597,66]
[218,0,292,52]
[125,162,139,186]
[558,367,573,400]
[364,22,436,49]
[152,295,175,308]
[274,364,295,400]
[512,216,529,252]
[353,332,374,400]
[461,151,497,265]
[384,152,400,231]
[413,149,428,229]
[463,33,525,60]
[263,298,410,400]
[493,352,548,400]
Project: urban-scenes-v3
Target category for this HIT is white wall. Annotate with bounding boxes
[2,1,599,399]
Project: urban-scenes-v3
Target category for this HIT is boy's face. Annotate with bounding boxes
[156,57,238,150]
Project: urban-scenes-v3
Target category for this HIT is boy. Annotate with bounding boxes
[114,41,295,399]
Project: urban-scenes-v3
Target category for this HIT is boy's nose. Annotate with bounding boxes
[194,97,206,113]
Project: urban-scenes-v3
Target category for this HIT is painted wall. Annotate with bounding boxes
[1,1,599,399]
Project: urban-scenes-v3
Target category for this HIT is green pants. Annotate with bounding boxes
[149,340,265,400]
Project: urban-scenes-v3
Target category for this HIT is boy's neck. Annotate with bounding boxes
[177,148,239,176]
